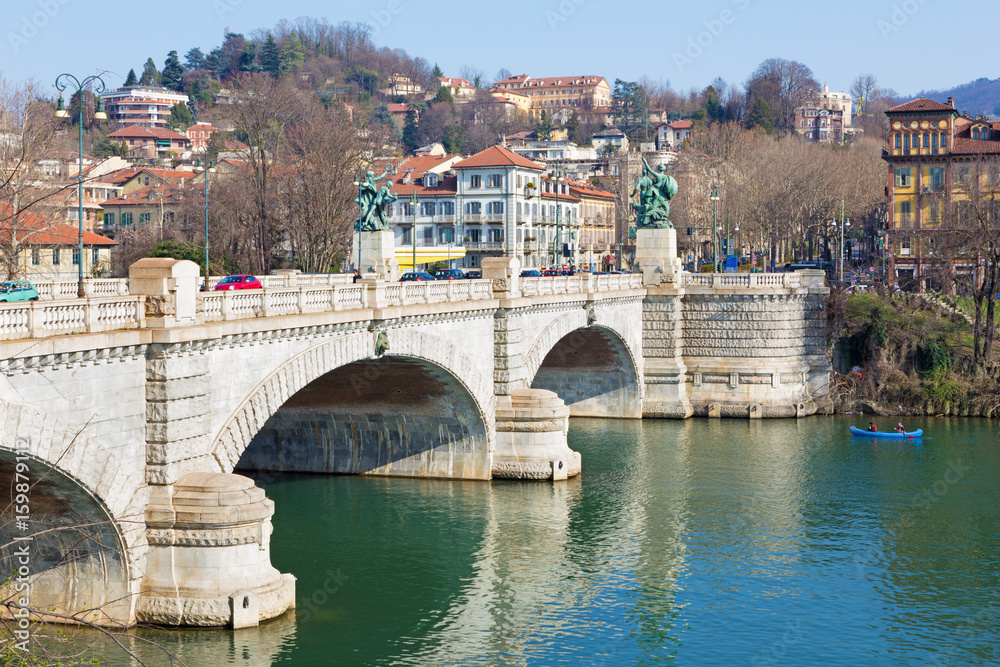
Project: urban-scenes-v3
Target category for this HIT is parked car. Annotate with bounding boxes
[433,269,466,280]
[399,271,436,282]
[0,281,39,302]
[520,269,543,277]
[466,270,482,279]
[214,275,262,291]
[542,269,560,276]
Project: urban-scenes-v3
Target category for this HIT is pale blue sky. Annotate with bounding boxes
[4,0,995,99]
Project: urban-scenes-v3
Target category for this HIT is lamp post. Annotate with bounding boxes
[551,161,565,269]
[195,159,215,289]
[352,169,363,271]
[410,188,419,272]
[710,184,720,272]
[55,73,107,298]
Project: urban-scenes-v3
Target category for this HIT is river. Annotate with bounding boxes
[89,416,999,666]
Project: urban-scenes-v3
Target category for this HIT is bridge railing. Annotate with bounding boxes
[0,295,146,341]
[520,273,643,296]
[32,279,130,300]
[200,273,353,291]
[681,272,804,289]
[198,280,496,323]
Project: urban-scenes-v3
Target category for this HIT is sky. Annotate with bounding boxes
[4,0,997,99]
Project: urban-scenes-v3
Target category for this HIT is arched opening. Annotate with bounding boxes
[236,356,491,479]
[0,449,130,626]
[530,327,641,419]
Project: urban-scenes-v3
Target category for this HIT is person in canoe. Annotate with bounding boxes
[868,422,878,432]
[895,422,906,434]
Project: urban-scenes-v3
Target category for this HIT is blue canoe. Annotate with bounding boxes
[850,426,923,439]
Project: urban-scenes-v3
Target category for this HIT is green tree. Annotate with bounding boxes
[432,63,444,78]
[239,42,262,73]
[139,57,160,85]
[534,110,554,141]
[124,68,137,86]
[261,34,280,76]
[745,96,777,134]
[92,133,127,159]
[278,32,306,74]
[566,111,580,142]
[433,86,453,104]
[372,103,394,128]
[402,107,420,152]
[704,91,724,124]
[169,101,192,129]
[611,79,649,140]
[161,50,185,91]
[184,47,205,71]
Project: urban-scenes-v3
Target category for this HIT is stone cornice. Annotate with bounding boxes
[0,344,146,375]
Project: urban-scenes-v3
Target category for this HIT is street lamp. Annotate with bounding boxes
[194,159,215,289]
[710,184,720,272]
[410,188,419,272]
[353,169,363,271]
[550,162,565,269]
[55,73,107,298]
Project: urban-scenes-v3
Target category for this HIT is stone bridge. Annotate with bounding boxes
[0,249,829,630]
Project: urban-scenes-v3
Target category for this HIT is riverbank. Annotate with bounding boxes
[829,288,1000,417]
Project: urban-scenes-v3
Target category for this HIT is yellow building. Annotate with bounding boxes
[884,97,1000,292]
[494,74,611,120]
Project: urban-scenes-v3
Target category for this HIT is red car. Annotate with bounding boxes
[214,275,262,291]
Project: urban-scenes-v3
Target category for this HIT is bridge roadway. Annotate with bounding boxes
[0,258,829,629]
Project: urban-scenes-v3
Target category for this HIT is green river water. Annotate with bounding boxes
[80,416,999,666]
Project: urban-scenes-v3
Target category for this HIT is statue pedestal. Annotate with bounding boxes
[636,228,683,287]
[360,230,400,282]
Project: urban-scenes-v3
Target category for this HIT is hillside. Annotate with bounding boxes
[908,77,1000,116]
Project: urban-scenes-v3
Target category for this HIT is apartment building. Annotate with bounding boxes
[883,97,1000,292]
[101,85,189,129]
[494,74,611,120]
[108,127,192,159]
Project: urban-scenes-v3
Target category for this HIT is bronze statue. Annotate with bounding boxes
[356,166,396,232]
[632,157,678,229]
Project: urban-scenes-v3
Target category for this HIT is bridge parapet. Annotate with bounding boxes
[0,295,145,340]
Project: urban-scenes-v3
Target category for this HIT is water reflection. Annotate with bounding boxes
[64,417,1000,666]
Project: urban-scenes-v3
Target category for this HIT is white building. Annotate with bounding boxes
[100,86,190,129]
[592,129,629,154]
[656,120,693,150]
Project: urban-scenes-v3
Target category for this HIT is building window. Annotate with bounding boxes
[52,248,61,265]
[973,128,980,140]
[423,226,434,244]
[121,212,133,227]
[903,134,911,154]
[440,228,454,244]
[900,237,911,256]
[72,248,80,265]
[488,174,504,188]
[899,201,912,226]
[421,202,435,216]
[400,227,412,245]
[488,228,503,243]
[487,201,504,215]
[469,175,482,188]
[894,134,901,150]
[139,213,151,225]
[941,133,948,149]
[104,212,114,228]
[923,133,930,149]
[929,166,946,191]
[895,167,912,188]
[931,133,939,153]
[929,200,942,224]
[465,202,481,215]
[92,248,99,266]
[467,229,481,243]
[31,249,40,265]
[439,201,454,216]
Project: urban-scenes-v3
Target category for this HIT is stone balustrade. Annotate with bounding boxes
[34,279,130,299]
[681,272,821,290]
[201,273,354,291]
[520,273,643,296]
[0,295,146,340]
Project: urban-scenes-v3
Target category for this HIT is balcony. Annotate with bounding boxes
[485,214,504,223]
[465,242,504,252]
[464,214,482,223]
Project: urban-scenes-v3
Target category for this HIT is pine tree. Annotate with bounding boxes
[139,58,160,86]
[534,111,554,141]
[162,50,185,91]
[261,34,280,76]
[278,32,306,74]
[372,104,393,128]
[169,101,192,129]
[402,108,420,153]
[745,97,776,134]
[432,63,444,78]
[124,69,137,87]
[184,47,205,71]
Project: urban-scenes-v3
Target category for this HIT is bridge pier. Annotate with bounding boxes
[492,389,580,480]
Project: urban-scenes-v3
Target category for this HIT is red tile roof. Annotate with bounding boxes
[439,77,473,88]
[453,145,543,171]
[387,155,461,195]
[668,120,693,129]
[100,184,186,207]
[567,180,615,200]
[887,98,955,114]
[952,138,1000,155]
[387,103,412,113]
[104,168,195,186]
[0,203,115,246]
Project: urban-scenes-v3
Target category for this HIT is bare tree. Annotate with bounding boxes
[745,58,819,132]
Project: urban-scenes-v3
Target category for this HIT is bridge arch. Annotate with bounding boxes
[211,329,494,479]
[0,402,140,625]
[523,311,643,419]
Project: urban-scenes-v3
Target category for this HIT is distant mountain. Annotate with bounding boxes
[907,77,1000,117]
